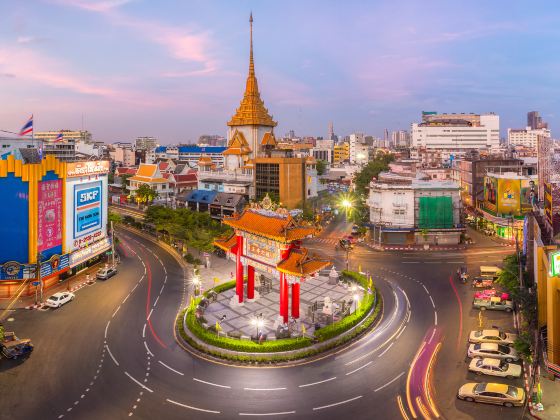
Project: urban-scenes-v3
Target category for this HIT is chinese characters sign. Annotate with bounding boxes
[38,180,62,252]
[245,235,279,266]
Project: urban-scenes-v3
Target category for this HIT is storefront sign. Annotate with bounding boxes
[40,254,69,278]
[74,181,102,238]
[69,237,111,267]
[38,179,63,252]
[550,251,560,277]
[245,235,279,266]
[73,230,105,250]
[67,161,110,178]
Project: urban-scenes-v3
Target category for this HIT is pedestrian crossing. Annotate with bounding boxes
[306,237,339,246]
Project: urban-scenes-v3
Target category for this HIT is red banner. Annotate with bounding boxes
[38,180,63,252]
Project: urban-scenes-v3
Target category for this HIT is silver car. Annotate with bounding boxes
[467,343,519,362]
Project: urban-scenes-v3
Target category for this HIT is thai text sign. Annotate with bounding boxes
[67,161,110,178]
[38,180,62,252]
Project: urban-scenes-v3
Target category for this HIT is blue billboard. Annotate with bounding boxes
[74,182,102,238]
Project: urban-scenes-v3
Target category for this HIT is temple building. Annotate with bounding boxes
[192,14,318,212]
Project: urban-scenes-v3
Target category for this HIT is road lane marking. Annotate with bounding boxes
[104,321,110,339]
[193,378,231,388]
[166,398,220,414]
[106,345,119,366]
[124,372,153,393]
[313,395,362,411]
[239,412,295,416]
[429,295,435,308]
[160,285,164,294]
[244,387,286,391]
[154,296,160,307]
[434,311,438,326]
[396,325,407,340]
[112,306,120,318]
[402,262,420,264]
[158,360,184,376]
[374,371,405,392]
[422,284,429,294]
[298,377,337,387]
[131,283,138,293]
[144,341,154,357]
[122,293,130,304]
[346,361,372,376]
[378,342,394,358]
[142,323,146,338]
[147,309,153,320]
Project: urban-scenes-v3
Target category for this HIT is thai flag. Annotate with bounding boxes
[56,131,63,142]
[19,114,33,136]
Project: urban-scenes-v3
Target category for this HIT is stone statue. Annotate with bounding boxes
[323,296,333,315]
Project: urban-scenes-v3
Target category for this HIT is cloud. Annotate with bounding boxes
[16,36,46,44]
[54,0,133,13]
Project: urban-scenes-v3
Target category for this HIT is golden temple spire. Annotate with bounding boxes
[228,13,277,128]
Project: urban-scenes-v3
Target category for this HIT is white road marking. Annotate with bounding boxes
[131,284,138,293]
[144,341,154,357]
[346,361,372,376]
[434,311,438,326]
[298,377,337,387]
[106,345,119,366]
[428,328,437,344]
[313,395,362,411]
[239,412,295,416]
[124,372,153,393]
[402,262,420,264]
[396,324,407,340]
[193,377,231,388]
[142,323,146,338]
[402,289,411,309]
[112,306,120,318]
[147,309,153,320]
[122,293,130,304]
[243,387,286,391]
[374,371,405,392]
[160,285,164,294]
[378,342,394,358]
[104,321,110,339]
[166,398,220,414]
[429,295,435,308]
[422,284,429,294]
[158,360,184,376]
[154,296,160,307]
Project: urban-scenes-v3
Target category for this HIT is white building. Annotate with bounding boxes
[391,130,410,148]
[312,147,333,164]
[110,144,135,167]
[135,136,158,151]
[508,127,550,149]
[411,113,500,158]
[349,133,369,164]
[75,139,103,159]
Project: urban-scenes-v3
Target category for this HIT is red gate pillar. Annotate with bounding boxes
[291,281,300,319]
[247,265,255,300]
[236,235,244,303]
[279,273,286,319]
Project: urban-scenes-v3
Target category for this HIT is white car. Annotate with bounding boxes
[468,357,522,379]
[467,343,519,362]
[469,329,517,346]
[45,292,75,308]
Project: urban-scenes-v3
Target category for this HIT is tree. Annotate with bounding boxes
[353,154,394,197]
[108,211,122,226]
[316,159,328,176]
[135,184,159,206]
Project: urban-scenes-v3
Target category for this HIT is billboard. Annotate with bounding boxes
[521,179,537,211]
[74,182,102,238]
[483,176,497,212]
[67,160,110,178]
[38,179,63,253]
[497,178,521,215]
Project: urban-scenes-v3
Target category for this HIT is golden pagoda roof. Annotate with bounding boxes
[227,14,277,128]
[276,248,331,277]
[198,156,213,164]
[222,208,317,243]
[224,130,252,155]
[261,131,277,147]
[214,234,238,253]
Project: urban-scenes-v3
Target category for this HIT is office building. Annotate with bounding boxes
[135,136,158,151]
[508,127,550,149]
[528,111,548,130]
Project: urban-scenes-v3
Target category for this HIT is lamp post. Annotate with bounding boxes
[192,275,201,297]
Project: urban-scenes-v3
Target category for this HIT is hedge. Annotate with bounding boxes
[314,271,376,342]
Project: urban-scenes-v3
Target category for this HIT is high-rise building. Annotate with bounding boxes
[391,130,411,148]
[328,121,335,141]
[135,136,158,151]
[508,127,550,149]
[349,133,368,164]
[528,111,548,130]
[35,130,92,162]
[411,112,500,156]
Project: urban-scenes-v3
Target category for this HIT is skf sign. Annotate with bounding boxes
[78,189,100,206]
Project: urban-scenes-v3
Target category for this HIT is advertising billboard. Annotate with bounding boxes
[521,179,537,211]
[483,176,498,212]
[38,179,63,253]
[74,182,102,238]
[497,178,521,215]
[67,160,110,178]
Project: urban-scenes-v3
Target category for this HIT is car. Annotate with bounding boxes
[45,292,75,308]
[468,357,522,379]
[474,289,510,300]
[1,338,34,360]
[97,266,117,280]
[468,329,517,346]
[473,296,513,312]
[467,343,519,362]
[457,382,525,407]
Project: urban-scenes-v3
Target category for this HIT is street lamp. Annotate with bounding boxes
[192,275,201,296]
[251,313,264,339]
[353,294,360,314]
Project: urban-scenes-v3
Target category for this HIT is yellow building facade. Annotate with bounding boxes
[334,142,349,163]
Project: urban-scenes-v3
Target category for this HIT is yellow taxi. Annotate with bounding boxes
[457,382,525,407]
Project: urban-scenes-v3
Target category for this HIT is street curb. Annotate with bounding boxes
[364,243,467,252]
[174,290,384,367]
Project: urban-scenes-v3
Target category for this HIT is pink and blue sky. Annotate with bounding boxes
[0,0,558,143]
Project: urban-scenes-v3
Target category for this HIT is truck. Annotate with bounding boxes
[473,296,513,312]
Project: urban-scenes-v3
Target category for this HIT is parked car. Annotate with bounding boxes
[473,296,513,312]
[1,338,34,359]
[45,292,75,308]
[467,343,519,362]
[468,357,522,379]
[474,289,510,301]
[457,382,525,407]
[479,265,502,280]
[468,329,517,346]
[96,266,117,280]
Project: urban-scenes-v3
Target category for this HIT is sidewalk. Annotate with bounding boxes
[531,368,560,419]
[195,254,236,292]
[0,259,110,311]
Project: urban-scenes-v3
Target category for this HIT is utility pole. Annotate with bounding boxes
[111,220,116,267]
[37,252,43,304]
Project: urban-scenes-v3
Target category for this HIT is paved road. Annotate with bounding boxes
[0,218,528,419]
